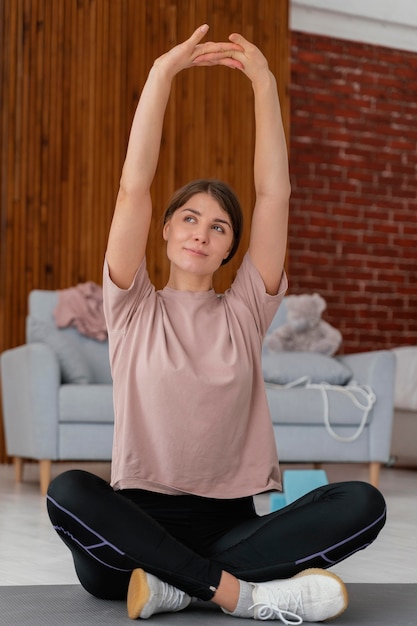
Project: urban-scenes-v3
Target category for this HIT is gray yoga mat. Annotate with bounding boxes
[1,583,415,625]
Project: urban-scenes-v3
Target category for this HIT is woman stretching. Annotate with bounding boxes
[47,25,386,623]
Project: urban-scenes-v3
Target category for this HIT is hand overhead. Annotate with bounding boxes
[193,31,270,80]
[154,24,244,77]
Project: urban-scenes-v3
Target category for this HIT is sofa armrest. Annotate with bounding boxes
[0,343,61,459]
[338,350,396,460]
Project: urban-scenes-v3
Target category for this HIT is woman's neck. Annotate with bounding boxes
[165,268,213,292]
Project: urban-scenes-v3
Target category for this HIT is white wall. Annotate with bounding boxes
[291,0,417,53]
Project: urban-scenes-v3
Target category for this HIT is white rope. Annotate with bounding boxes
[307,381,376,442]
[265,379,376,443]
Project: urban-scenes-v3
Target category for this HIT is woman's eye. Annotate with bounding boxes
[213,224,225,233]
[184,216,195,223]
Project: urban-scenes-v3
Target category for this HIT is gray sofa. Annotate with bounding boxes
[390,346,417,465]
[263,300,396,487]
[1,290,114,495]
[1,290,396,494]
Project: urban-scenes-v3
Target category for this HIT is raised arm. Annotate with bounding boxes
[249,51,290,295]
[106,25,243,289]
[233,35,290,295]
[196,35,291,294]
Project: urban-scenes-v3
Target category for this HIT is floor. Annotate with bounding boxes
[0,460,416,587]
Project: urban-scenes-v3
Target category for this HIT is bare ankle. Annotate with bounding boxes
[211,571,240,613]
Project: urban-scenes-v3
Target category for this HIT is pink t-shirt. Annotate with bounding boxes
[103,252,287,498]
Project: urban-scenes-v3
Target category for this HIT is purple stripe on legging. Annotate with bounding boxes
[295,506,386,566]
[47,494,131,572]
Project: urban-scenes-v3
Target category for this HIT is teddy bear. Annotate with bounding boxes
[266,293,342,356]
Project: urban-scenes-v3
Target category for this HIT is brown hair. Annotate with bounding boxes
[163,179,243,265]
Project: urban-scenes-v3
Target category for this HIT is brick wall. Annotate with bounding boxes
[289,31,417,353]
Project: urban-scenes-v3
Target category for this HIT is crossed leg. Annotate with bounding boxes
[47,470,386,610]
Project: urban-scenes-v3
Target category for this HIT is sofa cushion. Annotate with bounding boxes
[78,339,112,384]
[262,351,353,386]
[27,290,112,384]
[266,386,373,427]
[27,318,92,384]
[59,384,114,423]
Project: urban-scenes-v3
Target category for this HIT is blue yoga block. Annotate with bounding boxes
[270,469,329,511]
[269,492,287,511]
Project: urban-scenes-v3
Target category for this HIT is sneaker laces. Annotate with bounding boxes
[158,580,187,611]
[250,588,304,624]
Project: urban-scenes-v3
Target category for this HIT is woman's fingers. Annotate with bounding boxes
[192,39,244,67]
[163,27,255,73]
[228,32,250,47]
[193,41,243,56]
[192,33,261,71]
[189,23,210,43]
[183,26,243,64]
[227,33,269,77]
[192,50,244,69]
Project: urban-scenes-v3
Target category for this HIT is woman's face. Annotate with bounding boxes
[163,193,234,278]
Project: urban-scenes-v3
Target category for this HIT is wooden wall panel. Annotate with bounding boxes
[0,0,289,460]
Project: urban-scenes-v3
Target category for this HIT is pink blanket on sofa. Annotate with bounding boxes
[54,282,107,341]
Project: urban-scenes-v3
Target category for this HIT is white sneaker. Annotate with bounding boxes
[127,568,191,620]
[251,568,348,623]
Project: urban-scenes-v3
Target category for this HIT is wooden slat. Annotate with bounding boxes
[0,0,290,461]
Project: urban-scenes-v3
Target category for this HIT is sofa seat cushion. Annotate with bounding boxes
[59,385,114,423]
[262,351,353,386]
[266,385,374,427]
[272,426,372,463]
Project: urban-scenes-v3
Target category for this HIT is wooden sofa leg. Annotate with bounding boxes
[39,459,52,496]
[14,457,24,483]
[369,461,380,488]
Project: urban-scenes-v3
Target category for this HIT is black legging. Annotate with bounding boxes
[46,470,386,601]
